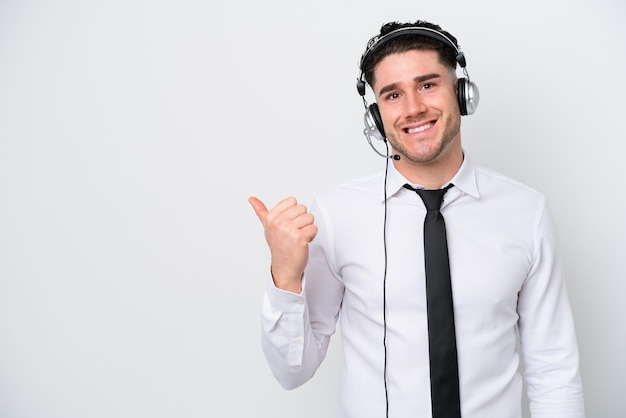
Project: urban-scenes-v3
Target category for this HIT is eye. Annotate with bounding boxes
[384,92,401,101]
[421,82,434,90]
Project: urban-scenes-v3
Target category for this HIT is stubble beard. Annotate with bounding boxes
[387,111,461,164]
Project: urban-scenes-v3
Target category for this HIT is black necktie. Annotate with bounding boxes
[404,184,461,418]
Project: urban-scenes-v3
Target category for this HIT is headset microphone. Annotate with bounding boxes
[363,102,402,160]
[364,124,400,161]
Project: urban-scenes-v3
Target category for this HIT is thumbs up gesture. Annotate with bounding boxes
[249,196,318,293]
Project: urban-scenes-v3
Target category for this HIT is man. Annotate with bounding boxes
[249,20,584,418]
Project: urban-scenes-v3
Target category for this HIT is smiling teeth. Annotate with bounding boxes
[406,123,433,134]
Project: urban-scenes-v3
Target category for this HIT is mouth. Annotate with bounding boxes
[403,121,434,134]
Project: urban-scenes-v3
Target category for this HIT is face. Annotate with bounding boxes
[373,49,462,167]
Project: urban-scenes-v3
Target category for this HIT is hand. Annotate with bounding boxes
[248,196,318,293]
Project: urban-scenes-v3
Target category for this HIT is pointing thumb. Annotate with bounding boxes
[248,196,268,225]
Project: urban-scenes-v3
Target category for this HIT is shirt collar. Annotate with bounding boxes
[382,153,480,202]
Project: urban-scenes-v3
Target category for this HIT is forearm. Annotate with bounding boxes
[260,277,332,389]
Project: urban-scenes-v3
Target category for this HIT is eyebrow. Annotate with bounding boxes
[377,73,442,97]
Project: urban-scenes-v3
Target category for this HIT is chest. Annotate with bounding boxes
[332,199,534,321]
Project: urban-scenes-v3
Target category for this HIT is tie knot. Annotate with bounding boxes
[404,184,453,211]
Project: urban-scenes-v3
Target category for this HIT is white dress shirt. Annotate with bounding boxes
[261,156,584,418]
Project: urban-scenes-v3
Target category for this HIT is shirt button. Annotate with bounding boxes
[294,337,302,344]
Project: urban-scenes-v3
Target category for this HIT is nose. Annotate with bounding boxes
[404,91,427,118]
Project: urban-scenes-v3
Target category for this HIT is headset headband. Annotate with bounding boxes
[358,26,467,74]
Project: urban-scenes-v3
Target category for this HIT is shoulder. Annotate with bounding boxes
[474,164,546,203]
[315,171,384,203]
[310,171,386,223]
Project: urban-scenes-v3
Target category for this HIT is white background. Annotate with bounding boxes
[1,0,624,417]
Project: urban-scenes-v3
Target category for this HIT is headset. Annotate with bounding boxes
[356,26,479,151]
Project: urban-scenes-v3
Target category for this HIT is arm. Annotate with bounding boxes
[250,196,343,389]
[518,200,585,417]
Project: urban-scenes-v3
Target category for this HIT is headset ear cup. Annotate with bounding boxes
[457,77,480,116]
[465,79,479,116]
[369,103,386,140]
[457,78,468,116]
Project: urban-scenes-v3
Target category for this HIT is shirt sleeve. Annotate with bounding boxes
[260,197,345,390]
[518,199,585,417]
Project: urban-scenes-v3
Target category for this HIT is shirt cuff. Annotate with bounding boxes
[265,274,306,314]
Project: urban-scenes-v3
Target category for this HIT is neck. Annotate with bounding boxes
[394,143,464,189]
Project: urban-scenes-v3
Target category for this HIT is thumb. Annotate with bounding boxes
[248,196,268,225]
